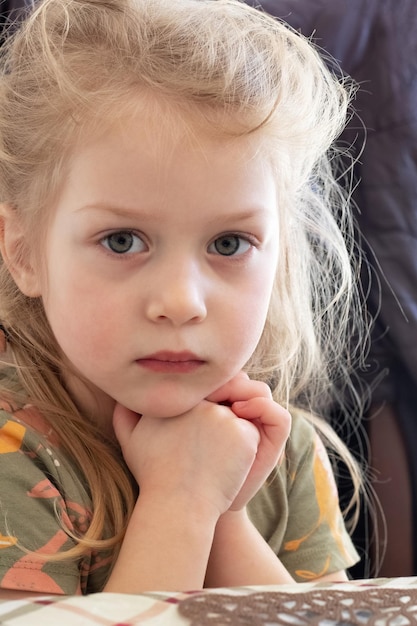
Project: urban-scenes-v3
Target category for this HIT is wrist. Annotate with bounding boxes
[138,487,222,528]
[213,507,252,540]
[207,507,294,587]
[216,507,249,526]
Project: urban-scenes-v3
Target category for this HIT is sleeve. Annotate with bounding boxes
[0,412,83,595]
[248,412,360,581]
[281,415,360,579]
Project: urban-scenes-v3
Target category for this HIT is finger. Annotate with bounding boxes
[206,373,272,405]
[232,398,291,440]
[112,403,142,448]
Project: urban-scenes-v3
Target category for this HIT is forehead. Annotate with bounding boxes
[52,98,279,234]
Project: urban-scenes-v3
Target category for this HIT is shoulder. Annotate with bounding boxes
[269,407,321,490]
[0,403,90,508]
[248,408,359,579]
[286,407,317,456]
[0,405,53,471]
[0,406,98,595]
[285,408,333,486]
[0,404,67,485]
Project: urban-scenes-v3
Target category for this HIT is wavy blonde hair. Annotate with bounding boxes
[0,0,367,561]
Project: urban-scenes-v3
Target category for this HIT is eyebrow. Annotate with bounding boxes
[76,203,273,223]
[76,203,151,217]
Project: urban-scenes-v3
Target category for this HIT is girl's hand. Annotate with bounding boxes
[113,398,260,520]
[206,372,291,510]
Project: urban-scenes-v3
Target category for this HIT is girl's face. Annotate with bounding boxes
[32,107,280,426]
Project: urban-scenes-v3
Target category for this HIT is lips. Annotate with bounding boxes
[136,351,205,373]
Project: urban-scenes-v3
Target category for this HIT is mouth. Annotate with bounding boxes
[136,351,205,374]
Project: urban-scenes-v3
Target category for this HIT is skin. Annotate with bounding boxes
[0,103,347,594]
[37,117,281,425]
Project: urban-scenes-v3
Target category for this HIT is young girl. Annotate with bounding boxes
[0,0,364,596]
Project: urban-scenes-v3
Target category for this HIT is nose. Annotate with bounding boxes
[145,261,207,326]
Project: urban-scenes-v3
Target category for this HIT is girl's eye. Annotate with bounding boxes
[101,231,146,254]
[209,235,252,257]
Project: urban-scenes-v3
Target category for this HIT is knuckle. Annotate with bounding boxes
[252,380,272,398]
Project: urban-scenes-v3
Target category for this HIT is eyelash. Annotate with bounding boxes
[100,231,146,255]
[207,233,257,257]
[99,230,258,257]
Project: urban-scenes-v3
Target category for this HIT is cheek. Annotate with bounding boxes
[249,260,277,337]
[227,270,275,356]
[241,295,271,346]
[43,270,118,364]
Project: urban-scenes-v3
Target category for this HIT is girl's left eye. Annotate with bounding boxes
[208,235,252,257]
[101,231,146,254]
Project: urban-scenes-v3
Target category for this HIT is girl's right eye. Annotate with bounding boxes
[101,231,146,255]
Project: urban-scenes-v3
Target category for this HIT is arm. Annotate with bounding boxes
[204,377,351,586]
[250,412,360,583]
[205,374,293,586]
[104,489,217,592]
[106,398,260,593]
[205,509,294,587]
[206,508,348,587]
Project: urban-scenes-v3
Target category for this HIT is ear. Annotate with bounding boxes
[0,203,42,297]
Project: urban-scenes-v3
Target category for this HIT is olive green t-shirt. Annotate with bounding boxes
[0,404,358,594]
[247,411,359,580]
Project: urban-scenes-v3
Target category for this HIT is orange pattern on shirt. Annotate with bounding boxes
[284,436,350,579]
[0,533,17,550]
[0,420,25,454]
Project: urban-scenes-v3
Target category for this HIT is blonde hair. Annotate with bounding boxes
[0,0,367,561]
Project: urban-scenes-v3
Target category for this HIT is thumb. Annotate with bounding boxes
[112,403,141,449]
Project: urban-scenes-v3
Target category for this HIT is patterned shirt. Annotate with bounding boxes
[0,404,111,594]
[0,404,359,594]
[248,412,359,579]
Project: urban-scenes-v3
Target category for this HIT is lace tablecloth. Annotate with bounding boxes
[1,577,417,625]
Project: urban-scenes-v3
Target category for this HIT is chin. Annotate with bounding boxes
[142,405,196,419]
[135,395,204,420]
